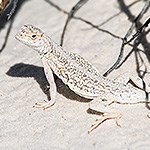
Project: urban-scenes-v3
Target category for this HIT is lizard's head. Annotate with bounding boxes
[15,24,45,51]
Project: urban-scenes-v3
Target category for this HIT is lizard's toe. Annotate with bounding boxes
[33,100,55,110]
[88,112,122,134]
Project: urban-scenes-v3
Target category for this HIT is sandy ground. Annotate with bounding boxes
[0,0,150,149]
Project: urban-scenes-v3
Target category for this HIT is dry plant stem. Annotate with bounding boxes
[103,1,150,77]
[60,0,88,46]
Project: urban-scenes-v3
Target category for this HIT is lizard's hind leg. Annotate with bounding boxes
[88,112,121,134]
[88,98,122,133]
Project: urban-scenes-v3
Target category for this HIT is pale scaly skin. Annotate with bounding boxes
[15,25,150,133]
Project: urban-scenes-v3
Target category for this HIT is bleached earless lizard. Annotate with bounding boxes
[15,25,150,133]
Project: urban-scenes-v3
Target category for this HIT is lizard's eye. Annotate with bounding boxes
[31,34,37,39]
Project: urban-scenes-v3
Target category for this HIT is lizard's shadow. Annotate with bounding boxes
[6,63,91,103]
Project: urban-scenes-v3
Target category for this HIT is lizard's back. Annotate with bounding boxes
[44,40,148,103]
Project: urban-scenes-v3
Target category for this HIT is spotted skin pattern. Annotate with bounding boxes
[15,25,149,133]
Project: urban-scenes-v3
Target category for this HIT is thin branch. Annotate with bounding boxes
[74,16,123,40]
[0,18,13,53]
[103,0,150,77]
[60,0,88,46]
[125,17,150,44]
[97,0,142,27]
[44,0,125,41]
[44,0,68,14]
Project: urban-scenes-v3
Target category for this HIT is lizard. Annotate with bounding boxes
[15,24,150,133]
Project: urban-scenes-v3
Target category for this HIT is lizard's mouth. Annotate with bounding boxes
[15,32,26,44]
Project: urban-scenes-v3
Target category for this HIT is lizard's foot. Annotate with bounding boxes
[33,100,55,110]
[88,112,122,134]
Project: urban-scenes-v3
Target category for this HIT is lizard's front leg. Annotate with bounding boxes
[88,98,122,133]
[33,58,57,110]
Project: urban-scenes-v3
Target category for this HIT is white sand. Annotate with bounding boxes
[0,0,150,149]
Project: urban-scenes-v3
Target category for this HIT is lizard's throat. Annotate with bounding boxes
[38,45,49,57]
